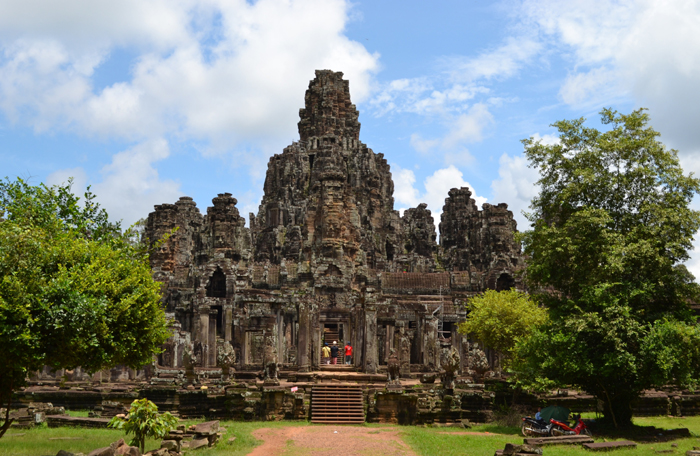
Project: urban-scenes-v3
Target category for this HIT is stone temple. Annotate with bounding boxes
[20,72,696,425]
[144,70,524,379]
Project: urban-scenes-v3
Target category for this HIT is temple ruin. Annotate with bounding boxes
[144,70,524,378]
[21,71,700,426]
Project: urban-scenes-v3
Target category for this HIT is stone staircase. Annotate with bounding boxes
[311,385,365,424]
[323,331,340,344]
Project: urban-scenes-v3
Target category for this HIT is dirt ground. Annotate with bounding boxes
[248,425,418,456]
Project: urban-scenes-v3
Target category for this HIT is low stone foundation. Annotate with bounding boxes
[13,376,700,425]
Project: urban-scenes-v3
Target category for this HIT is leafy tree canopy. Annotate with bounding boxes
[458,289,547,365]
[513,109,700,429]
[0,178,170,438]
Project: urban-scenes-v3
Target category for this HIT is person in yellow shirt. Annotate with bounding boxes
[322,343,331,364]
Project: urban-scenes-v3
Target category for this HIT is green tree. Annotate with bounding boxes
[109,398,178,453]
[513,109,700,428]
[458,289,547,366]
[0,178,170,438]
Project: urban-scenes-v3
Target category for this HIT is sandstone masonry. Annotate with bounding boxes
[144,70,524,377]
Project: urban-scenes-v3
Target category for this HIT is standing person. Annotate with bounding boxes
[344,341,353,365]
[322,343,331,365]
[330,341,339,365]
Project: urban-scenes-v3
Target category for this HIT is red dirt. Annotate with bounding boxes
[248,425,418,456]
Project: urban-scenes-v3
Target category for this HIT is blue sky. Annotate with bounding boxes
[2,0,700,273]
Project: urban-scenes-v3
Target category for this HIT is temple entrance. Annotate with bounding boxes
[322,323,343,345]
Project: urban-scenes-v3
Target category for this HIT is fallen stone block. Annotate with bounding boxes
[115,445,140,456]
[189,438,209,450]
[87,447,114,456]
[160,440,178,451]
[583,441,637,451]
[503,443,542,455]
[192,420,219,435]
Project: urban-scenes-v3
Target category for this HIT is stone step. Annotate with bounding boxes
[311,385,365,425]
[523,435,594,445]
[582,441,637,451]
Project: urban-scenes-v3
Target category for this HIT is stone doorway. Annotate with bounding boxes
[322,322,343,346]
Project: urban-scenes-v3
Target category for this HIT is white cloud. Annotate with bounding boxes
[0,0,196,50]
[559,67,624,107]
[392,166,421,208]
[407,103,492,165]
[393,164,487,223]
[91,139,182,226]
[687,238,700,281]
[45,140,181,226]
[0,0,379,147]
[530,132,561,146]
[521,0,700,152]
[443,36,542,83]
[46,167,88,194]
[409,134,440,155]
[491,153,540,232]
[442,103,493,148]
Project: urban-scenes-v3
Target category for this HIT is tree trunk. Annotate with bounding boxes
[599,387,635,429]
[0,377,15,439]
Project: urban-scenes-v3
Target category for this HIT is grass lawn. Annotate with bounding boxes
[2,414,700,455]
[401,418,700,456]
[0,416,306,456]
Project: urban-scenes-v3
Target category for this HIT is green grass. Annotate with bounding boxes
[0,425,160,456]
[401,416,700,456]
[2,416,700,456]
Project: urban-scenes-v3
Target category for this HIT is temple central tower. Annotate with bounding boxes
[251,70,407,289]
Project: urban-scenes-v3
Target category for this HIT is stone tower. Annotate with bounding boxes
[144,70,524,375]
[251,70,410,289]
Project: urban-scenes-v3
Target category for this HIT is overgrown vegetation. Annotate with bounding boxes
[458,289,547,367]
[513,108,700,429]
[108,399,178,453]
[0,178,171,438]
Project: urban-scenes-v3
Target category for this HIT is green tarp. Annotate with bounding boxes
[540,405,570,422]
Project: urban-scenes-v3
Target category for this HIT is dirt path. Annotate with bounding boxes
[248,425,418,456]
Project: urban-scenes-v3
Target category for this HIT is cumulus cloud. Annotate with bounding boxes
[491,153,540,232]
[45,140,182,226]
[521,0,700,152]
[393,164,487,224]
[442,103,493,148]
[0,0,379,144]
[559,67,624,108]
[46,167,88,194]
[91,139,182,226]
[405,103,492,165]
[0,0,378,224]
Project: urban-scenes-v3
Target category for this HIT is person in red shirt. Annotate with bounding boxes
[344,342,353,365]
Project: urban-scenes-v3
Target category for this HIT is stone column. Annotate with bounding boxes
[199,309,210,367]
[398,323,411,377]
[224,306,233,342]
[459,333,469,375]
[364,306,378,374]
[353,306,364,368]
[209,310,218,367]
[298,302,311,372]
[424,315,440,371]
[311,310,321,370]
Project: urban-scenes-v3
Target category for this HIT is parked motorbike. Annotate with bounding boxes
[549,414,592,436]
[521,416,553,436]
